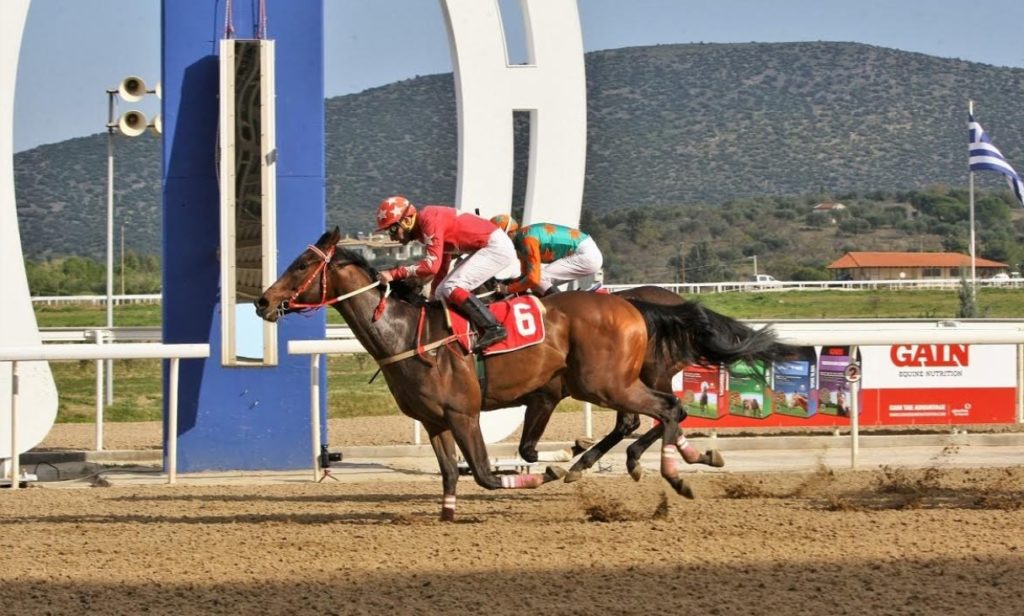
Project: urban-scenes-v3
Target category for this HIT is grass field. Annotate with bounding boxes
[35,287,1024,423]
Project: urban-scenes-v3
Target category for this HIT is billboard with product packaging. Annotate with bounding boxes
[672,344,1017,429]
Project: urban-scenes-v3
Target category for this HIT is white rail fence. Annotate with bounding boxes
[6,321,1024,486]
[1,343,209,489]
[27,277,1024,306]
[288,321,1024,477]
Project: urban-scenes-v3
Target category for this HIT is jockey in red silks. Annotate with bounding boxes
[375,195,515,353]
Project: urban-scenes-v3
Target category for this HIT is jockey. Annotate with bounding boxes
[490,214,519,236]
[375,196,515,352]
[494,220,603,297]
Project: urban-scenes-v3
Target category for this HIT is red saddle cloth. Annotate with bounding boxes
[448,295,546,355]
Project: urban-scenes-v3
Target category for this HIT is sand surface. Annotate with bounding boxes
[5,413,1024,614]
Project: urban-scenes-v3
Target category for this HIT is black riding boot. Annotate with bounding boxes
[541,285,561,297]
[459,294,507,353]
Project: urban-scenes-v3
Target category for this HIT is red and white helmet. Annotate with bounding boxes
[375,195,416,231]
[490,214,519,234]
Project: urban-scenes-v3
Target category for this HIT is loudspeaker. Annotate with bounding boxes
[118,76,147,103]
[149,113,162,136]
[154,80,162,99]
[118,110,148,137]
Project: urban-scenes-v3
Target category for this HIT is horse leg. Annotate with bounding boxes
[678,434,726,468]
[446,408,564,491]
[625,424,725,482]
[517,385,564,463]
[598,383,695,498]
[427,428,461,522]
[625,424,662,481]
[654,400,696,499]
[564,412,641,483]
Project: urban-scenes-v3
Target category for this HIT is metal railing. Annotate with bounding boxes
[286,320,1024,477]
[28,277,1024,305]
[605,277,1024,294]
[31,293,161,305]
[1,343,210,489]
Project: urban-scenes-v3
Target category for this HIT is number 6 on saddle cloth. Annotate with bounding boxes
[445,295,546,355]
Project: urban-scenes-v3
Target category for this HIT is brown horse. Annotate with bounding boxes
[256,228,746,521]
[514,285,795,481]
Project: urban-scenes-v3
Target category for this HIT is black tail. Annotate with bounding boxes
[629,299,796,367]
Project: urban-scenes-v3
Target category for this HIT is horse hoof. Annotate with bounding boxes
[627,459,643,482]
[570,438,596,457]
[564,469,583,483]
[440,509,455,522]
[519,448,539,464]
[677,481,695,500]
[706,449,725,468]
[545,466,567,482]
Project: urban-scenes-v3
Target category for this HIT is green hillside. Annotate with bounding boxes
[14,42,1024,279]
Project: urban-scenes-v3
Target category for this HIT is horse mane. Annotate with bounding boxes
[331,246,429,306]
[628,298,794,369]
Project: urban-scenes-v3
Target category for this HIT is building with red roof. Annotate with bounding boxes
[826,252,1007,281]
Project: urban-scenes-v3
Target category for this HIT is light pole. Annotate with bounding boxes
[120,223,126,296]
[104,76,160,405]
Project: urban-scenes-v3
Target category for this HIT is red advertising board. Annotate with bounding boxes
[859,344,1017,425]
[672,344,1017,429]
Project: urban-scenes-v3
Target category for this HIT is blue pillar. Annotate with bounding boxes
[161,1,326,471]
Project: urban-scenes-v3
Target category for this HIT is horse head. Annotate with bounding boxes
[255,227,345,322]
[256,227,429,323]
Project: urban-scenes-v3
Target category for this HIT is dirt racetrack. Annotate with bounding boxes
[3,414,1024,615]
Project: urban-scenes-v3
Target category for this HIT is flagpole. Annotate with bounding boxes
[969,100,977,300]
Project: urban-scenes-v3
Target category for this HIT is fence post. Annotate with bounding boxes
[8,361,19,490]
[1018,344,1023,424]
[94,331,105,451]
[310,354,321,481]
[849,345,860,469]
[167,357,179,484]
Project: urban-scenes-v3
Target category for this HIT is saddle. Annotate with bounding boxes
[446,295,546,355]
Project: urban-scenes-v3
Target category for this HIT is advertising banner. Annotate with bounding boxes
[672,344,1018,429]
[818,346,853,417]
[859,344,1017,425]
[672,365,728,419]
[771,346,818,418]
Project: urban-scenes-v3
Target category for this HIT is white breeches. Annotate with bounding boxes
[538,237,603,292]
[435,229,516,300]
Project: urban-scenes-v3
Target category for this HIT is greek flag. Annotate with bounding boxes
[969,113,1024,207]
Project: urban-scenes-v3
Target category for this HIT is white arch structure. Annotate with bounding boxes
[0,0,58,461]
[441,0,586,226]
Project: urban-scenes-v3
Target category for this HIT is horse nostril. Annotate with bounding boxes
[256,297,269,309]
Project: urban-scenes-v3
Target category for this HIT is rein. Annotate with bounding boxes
[284,242,468,367]
[285,243,384,315]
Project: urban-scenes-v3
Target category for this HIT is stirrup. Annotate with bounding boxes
[472,326,507,353]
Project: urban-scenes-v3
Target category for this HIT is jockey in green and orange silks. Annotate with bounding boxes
[503,222,603,296]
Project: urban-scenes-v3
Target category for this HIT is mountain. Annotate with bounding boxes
[14,41,1024,265]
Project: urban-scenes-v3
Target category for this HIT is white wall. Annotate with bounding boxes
[441,0,586,227]
[0,0,59,459]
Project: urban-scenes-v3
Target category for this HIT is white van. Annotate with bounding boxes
[751,274,780,285]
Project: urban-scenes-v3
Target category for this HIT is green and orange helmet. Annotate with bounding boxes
[490,214,519,235]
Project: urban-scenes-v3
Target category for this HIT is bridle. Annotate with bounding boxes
[283,243,384,314]
[279,240,459,367]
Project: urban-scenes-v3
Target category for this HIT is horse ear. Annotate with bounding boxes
[329,226,341,244]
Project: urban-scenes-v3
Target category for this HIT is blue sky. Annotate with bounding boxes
[12,0,1024,152]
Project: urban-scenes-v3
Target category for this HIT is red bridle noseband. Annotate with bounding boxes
[283,243,389,320]
[286,244,338,310]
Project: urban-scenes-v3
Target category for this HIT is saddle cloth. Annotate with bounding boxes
[448,295,546,355]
